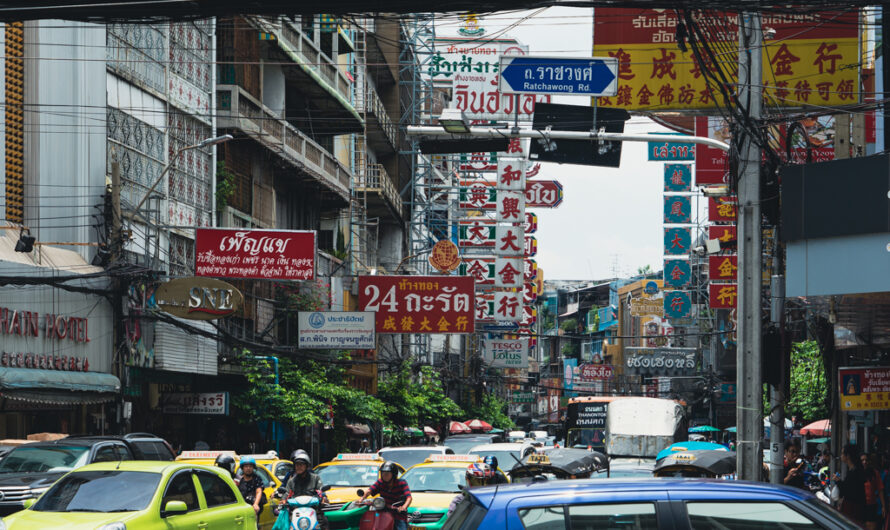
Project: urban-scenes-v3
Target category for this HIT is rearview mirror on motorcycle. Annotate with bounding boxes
[356,489,365,497]
[277,487,287,495]
[321,485,332,492]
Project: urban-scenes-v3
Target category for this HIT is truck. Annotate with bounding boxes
[565,397,620,452]
[605,397,687,458]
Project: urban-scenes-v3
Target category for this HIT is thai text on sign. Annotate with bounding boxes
[839,366,890,411]
[358,276,475,334]
[195,228,315,280]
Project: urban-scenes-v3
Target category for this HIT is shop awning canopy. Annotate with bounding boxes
[0,368,120,404]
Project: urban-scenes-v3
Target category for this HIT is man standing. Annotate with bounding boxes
[358,461,412,530]
[782,440,807,489]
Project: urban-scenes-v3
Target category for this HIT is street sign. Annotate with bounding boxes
[663,259,691,289]
[459,180,564,209]
[663,196,692,224]
[709,255,738,281]
[664,164,692,192]
[663,291,692,319]
[664,227,691,256]
[499,56,619,97]
[358,276,475,334]
[481,322,520,332]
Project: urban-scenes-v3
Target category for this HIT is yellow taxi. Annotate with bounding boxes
[175,450,291,530]
[401,454,509,529]
[314,453,405,508]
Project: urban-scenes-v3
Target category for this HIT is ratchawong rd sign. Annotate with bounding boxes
[483,338,529,368]
[839,366,890,411]
[298,312,375,349]
[358,276,475,334]
[195,228,316,280]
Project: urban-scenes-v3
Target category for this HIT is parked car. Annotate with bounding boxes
[377,445,454,470]
[0,433,173,516]
[1,461,255,529]
[443,478,859,529]
[466,443,536,471]
[443,434,502,455]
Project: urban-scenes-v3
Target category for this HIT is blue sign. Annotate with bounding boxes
[664,164,692,192]
[664,291,692,319]
[664,195,692,224]
[644,281,659,295]
[481,322,520,332]
[498,56,618,97]
[664,259,692,289]
[648,133,695,161]
[664,227,691,256]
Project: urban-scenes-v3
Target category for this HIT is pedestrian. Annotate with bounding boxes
[728,439,736,452]
[782,440,807,490]
[835,444,867,526]
[862,453,886,530]
[359,439,372,453]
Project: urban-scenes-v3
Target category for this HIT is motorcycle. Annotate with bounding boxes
[272,485,331,530]
[355,488,419,530]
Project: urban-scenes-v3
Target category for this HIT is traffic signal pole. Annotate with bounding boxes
[736,11,764,482]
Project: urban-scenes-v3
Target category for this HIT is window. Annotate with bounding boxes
[235,465,273,488]
[275,462,293,481]
[132,441,173,461]
[568,503,657,530]
[0,446,90,473]
[197,471,238,507]
[93,446,118,463]
[686,502,819,530]
[162,472,200,512]
[519,506,567,530]
[442,494,489,530]
[33,471,161,513]
[115,444,134,461]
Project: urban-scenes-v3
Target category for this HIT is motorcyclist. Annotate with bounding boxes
[237,457,266,520]
[358,461,412,530]
[214,453,237,480]
[446,463,494,518]
[482,456,508,484]
[281,449,309,486]
[284,451,327,529]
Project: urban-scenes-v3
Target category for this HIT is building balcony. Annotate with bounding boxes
[355,163,402,220]
[251,16,363,136]
[356,18,398,89]
[355,82,398,154]
[217,84,351,201]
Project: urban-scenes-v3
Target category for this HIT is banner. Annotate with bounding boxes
[358,276,475,334]
[161,392,229,415]
[297,312,375,349]
[624,347,696,374]
[195,228,315,280]
[839,366,890,411]
[483,338,529,368]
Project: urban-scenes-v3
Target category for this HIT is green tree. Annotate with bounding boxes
[215,161,236,213]
[377,363,464,437]
[636,264,653,275]
[786,340,829,422]
[466,392,515,430]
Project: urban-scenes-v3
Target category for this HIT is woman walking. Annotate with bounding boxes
[835,444,867,526]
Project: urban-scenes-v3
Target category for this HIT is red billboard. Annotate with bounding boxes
[709,255,738,281]
[195,228,315,280]
[709,225,737,245]
[580,364,614,381]
[709,283,737,309]
[358,276,475,334]
[708,197,738,223]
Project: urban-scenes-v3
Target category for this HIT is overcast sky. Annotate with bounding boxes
[437,7,673,281]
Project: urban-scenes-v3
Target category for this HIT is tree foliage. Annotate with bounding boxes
[786,340,829,422]
[377,363,464,433]
[466,391,515,430]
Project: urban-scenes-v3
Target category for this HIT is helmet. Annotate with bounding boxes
[240,456,256,468]
[214,453,236,477]
[482,455,499,470]
[379,461,399,479]
[465,463,494,487]
[292,451,311,467]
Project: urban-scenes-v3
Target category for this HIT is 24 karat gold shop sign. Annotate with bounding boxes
[593,9,860,111]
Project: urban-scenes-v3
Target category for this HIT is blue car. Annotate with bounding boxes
[442,478,857,529]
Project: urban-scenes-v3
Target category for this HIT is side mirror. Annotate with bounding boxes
[163,500,188,515]
[356,489,365,497]
[321,485,332,492]
[23,498,36,510]
[277,487,287,495]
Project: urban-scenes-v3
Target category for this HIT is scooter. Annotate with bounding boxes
[355,489,418,530]
[273,485,331,530]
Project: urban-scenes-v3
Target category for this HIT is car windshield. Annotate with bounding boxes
[444,439,489,454]
[316,465,380,487]
[403,466,467,493]
[468,450,521,469]
[379,450,439,470]
[605,467,654,478]
[33,470,161,512]
[0,446,91,474]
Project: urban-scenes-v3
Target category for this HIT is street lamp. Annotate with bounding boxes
[131,134,233,216]
[437,109,471,134]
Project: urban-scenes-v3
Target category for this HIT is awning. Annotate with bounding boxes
[0,368,120,405]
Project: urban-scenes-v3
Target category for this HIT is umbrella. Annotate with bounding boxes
[657,442,728,461]
[489,428,505,434]
[688,425,721,433]
[464,419,493,432]
[800,419,831,436]
[806,437,830,444]
[403,427,423,436]
[423,426,438,436]
[724,426,737,433]
[449,421,471,434]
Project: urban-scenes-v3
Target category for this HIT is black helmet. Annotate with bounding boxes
[379,461,399,478]
[292,450,311,468]
[214,453,236,477]
[483,455,499,470]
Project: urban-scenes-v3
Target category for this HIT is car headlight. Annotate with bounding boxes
[96,523,126,530]
[296,517,311,530]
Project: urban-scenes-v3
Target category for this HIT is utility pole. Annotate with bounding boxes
[110,158,126,433]
[737,11,764,482]
[769,274,786,484]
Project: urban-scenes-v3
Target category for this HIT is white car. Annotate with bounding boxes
[467,443,537,470]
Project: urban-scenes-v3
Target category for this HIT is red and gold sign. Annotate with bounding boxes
[709,255,738,281]
[709,225,737,245]
[709,283,737,309]
[358,276,475,334]
[429,240,461,273]
[708,197,738,223]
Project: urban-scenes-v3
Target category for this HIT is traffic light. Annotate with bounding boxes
[530,103,630,167]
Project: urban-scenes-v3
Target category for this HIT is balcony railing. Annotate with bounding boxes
[355,163,402,214]
[217,84,351,198]
[355,80,398,150]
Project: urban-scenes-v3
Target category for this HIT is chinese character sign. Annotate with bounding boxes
[494,291,522,322]
[664,227,691,256]
[709,224,737,245]
[521,305,537,327]
[495,258,524,288]
[663,195,692,224]
[524,259,538,281]
[358,276,475,334]
[664,163,692,192]
[476,293,495,321]
[459,182,497,209]
[593,9,859,111]
[495,224,525,256]
[524,236,537,257]
[524,282,538,304]
[663,291,692,319]
[458,221,496,247]
[709,283,737,309]
[496,190,525,223]
[460,258,494,284]
[497,158,528,191]
[709,255,738,281]
[839,366,890,411]
[663,259,691,288]
[524,212,538,233]
[708,197,738,223]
